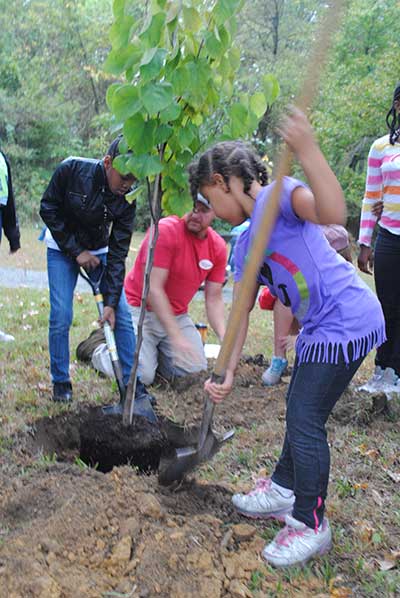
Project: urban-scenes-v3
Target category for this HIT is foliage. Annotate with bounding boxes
[105,0,279,215]
[0,0,113,223]
[0,0,398,232]
[313,0,400,236]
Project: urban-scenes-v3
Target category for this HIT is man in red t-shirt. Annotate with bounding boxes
[124,195,227,385]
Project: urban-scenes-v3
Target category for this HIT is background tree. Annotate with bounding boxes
[0,0,398,234]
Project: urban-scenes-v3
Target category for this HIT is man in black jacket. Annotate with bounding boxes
[0,149,21,342]
[40,137,156,420]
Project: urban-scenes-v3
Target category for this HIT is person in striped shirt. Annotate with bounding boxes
[358,82,400,391]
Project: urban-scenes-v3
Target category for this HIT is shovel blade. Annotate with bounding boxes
[158,427,235,486]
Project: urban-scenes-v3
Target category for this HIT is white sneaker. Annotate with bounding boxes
[380,367,399,391]
[0,329,15,342]
[262,356,288,386]
[232,478,294,521]
[262,513,332,568]
[358,365,383,392]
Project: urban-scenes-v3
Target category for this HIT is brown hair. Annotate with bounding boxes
[188,141,268,202]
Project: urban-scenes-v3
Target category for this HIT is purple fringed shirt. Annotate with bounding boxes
[234,177,386,364]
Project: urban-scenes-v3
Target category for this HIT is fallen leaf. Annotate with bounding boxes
[365,449,380,460]
[329,578,353,597]
[354,520,374,543]
[353,482,369,491]
[330,588,353,598]
[377,558,397,571]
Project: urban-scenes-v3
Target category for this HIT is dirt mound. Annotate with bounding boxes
[0,360,288,598]
[0,464,278,598]
[3,359,388,597]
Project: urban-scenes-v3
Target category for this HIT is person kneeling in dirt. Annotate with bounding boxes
[39,136,156,421]
[124,194,227,386]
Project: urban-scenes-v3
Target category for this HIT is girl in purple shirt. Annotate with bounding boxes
[188,109,385,568]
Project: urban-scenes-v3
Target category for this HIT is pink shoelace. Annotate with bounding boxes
[249,478,272,495]
[275,524,306,547]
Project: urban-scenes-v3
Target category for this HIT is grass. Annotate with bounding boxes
[1,229,400,597]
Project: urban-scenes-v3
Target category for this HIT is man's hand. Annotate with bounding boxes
[76,250,100,271]
[101,306,116,330]
[357,245,374,275]
[171,334,201,368]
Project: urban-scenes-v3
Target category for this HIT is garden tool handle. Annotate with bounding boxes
[79,265,126,402]
[198,373,225,449]
[212,0,344,383]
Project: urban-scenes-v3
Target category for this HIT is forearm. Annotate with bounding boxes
[225,309,250,375]
[298,143,346,225]
[206,297,225,341]
[148,289,182,340]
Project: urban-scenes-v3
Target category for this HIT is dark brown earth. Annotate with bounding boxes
[0,358,397,597]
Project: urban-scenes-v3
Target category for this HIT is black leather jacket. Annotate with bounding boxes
[40,157,136,308]
[0,151,20,252]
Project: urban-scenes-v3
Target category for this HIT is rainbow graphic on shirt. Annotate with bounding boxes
[264,249,311,321]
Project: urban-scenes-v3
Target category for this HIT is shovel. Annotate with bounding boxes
[79,264,158,422]
[79,264,126,408]
[158,0,345,486]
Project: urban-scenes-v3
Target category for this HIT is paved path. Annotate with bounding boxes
[0,266,233,302]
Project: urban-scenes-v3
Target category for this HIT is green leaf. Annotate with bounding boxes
[113,0,125,19]
[140,12,166,48]
[152,0,167,9]
[164,48,181,77]
[205,31,222,59]
[139,48,167,82]
[250,92,267,118]
[166,2,180,24]
[123,114,157,153]
[212,0,242,26]
[169,64,190,96]
[262,74,280,105]
[111,85,142,121]
[185,59,212,103]
[104,44,142,76]
[166,189,192,216]
[113,154,132,176]
[167,133,182,155]
[218,25,231,50]
[183,6,202,32]
[229,102,249,137]
[110,16,134,50]
[178,121,199,148]
[106,83,121,110]
[127,153,163,178]
[141,81,174,116]
[228,47,240,70]
[164,162,188,186]
[159,101,181,123]
[154,124,173,144]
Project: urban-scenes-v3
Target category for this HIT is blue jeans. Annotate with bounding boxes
[271,347,364,529]
[47,248,135,386]
[374,228,400,375]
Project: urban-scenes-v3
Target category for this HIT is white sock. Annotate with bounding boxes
[271,480,294,498]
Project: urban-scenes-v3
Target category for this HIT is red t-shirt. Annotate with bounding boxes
[124,216,227,315]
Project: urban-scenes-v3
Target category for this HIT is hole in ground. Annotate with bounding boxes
[23,407,200,474]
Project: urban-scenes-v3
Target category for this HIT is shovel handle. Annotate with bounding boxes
[79,263,126,402]
[197,372,225,449]
[212,0,344,382]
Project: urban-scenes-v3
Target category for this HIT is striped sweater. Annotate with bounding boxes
[358,134,400,246]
